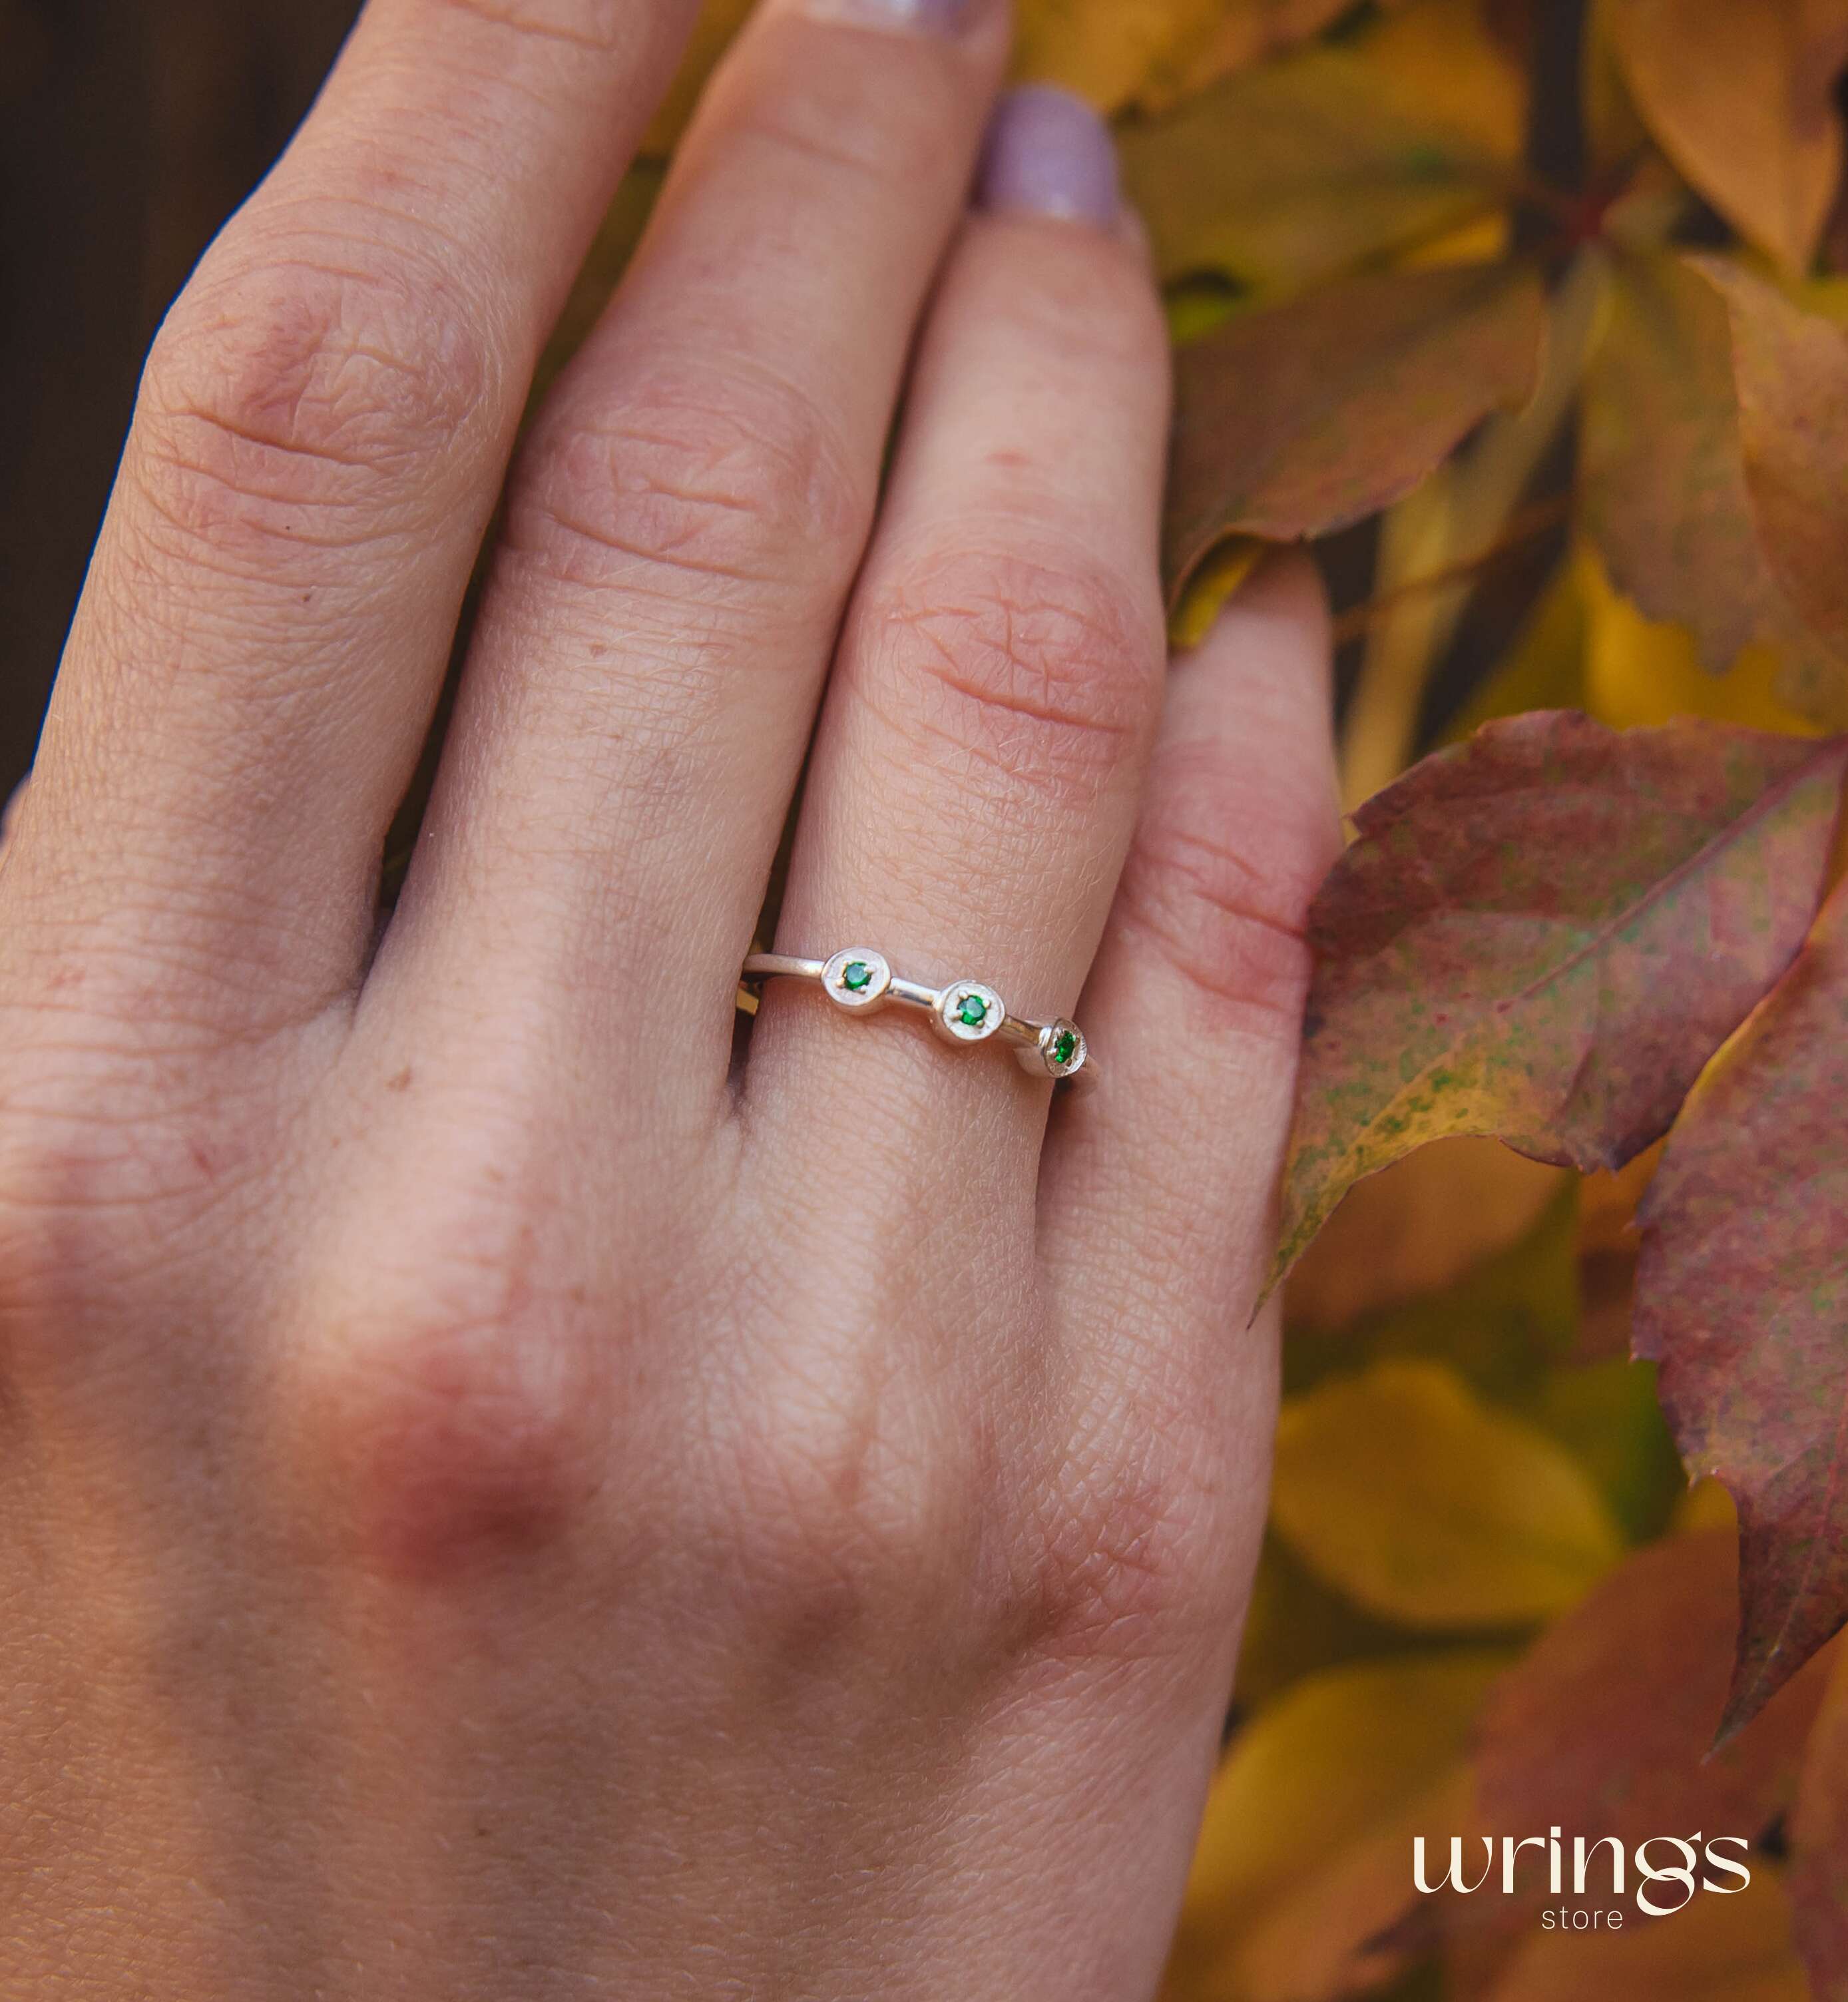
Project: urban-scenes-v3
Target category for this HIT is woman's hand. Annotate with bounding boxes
[0,0,1337,1993]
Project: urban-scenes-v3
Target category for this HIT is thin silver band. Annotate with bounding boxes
[740,947,1092,1083]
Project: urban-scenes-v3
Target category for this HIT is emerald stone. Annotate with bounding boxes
[957,992,989,1029]
[1052,1029,1077,1067]
[841,961,872,992]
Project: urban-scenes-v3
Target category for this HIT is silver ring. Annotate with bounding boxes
[740,947,1092,1083]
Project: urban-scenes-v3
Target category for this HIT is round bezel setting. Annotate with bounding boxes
[822,947,892,1011]
[1042,1018,1086,1080]
[934,979,1005,1045]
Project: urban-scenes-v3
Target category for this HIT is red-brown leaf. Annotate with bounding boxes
[1275,712,1848,1283]
[1164,261,1543,603]
[1636,880,1848,1730]
[1476,1531,1831,1847]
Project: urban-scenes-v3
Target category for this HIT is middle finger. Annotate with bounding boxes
[373,0,1011,1119]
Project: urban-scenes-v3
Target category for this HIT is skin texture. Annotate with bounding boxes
[0,0,1339,1995]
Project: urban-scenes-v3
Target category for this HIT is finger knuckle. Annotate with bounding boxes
[134,248,492,561]
[505,364,865,601]
[1015,1410,1240,1671]
[715,1381,982,1644]
[0,1047,226,1359]
[861,547,1159,815]
[288,1197,608,1583]
[1117,754,1325,1037]
[429,0,633,53]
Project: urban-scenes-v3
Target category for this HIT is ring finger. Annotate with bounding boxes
[747,89,1172,1194]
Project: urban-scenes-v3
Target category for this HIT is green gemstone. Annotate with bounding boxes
[841,960,872,992]
[957,992,989,1029]
[1052,1029,1077,1067]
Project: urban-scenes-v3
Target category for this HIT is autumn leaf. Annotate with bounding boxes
[1120,36,1513,297]
[1275,712,1848,1282]
[1283,1135,1565,1334]
[1008,0,1230,111]
[1142,0,1367,107]
[1271,1360,1624,1625]
[1474,1531,1831,1858]
[1484,1870,1811,2002]
[1178,1652,1503,1947]
[1234,1534,1423,1712]
[1580,545,1824,737]
[1791,1644,1848,2001]
[1164,261,1544,601]
[1523,1357,1684,1545]
[1608,0,1848,275]
[1578,249,1801,677]
[1636,880,1848,1731]
[1287,1178,1580,1407]
[1699,258,1848,670]
[1168,1652,1504,2002]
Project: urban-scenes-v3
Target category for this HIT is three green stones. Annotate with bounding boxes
[804,949,1084,1078]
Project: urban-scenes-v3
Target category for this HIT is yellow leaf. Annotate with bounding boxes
[1120,24,1514,298]
[1230,1770,1473,2002]
[1485,1868,1811,2002]
[1399,209,1514,270]
[1011,0,1231,111]
[1234,1535,1417,1714]
[1675,1475,1742,1535]
[1581,545,1825,736]
[1271,1361,1626,1625]
[1609,0,1848,275]
[1583,0,1653,178]
[1169,1653,1505,1997]
[1169,536,1266,649]
[1147,0,1371,109]
[1356,0,1527,162]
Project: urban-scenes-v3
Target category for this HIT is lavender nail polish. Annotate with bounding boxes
[816,0,971,33]
[976,85,1121,226]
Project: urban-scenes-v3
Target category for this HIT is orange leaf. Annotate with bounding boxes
[1579,250,1800,676]
[1791,1644,1848,2000]
[1609,0,1848,274]
[1485,1869,1810,2002]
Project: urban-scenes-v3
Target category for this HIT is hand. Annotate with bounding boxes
[0,1,1337,1993]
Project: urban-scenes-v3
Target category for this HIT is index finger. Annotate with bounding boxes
[19,0,700,1022]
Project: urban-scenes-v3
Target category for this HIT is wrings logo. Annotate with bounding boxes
[1415,1828,1752,1929]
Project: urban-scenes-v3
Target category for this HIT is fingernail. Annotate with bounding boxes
[976,85,1121,226]
[808,0,971,33]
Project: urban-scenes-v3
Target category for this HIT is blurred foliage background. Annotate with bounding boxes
[5,1,1847,1997]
